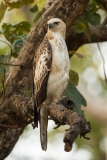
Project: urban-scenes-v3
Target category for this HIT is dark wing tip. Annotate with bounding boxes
[34,106,38,127]
[32,81,38,127]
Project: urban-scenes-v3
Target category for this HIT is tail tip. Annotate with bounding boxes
[42,146,47,151]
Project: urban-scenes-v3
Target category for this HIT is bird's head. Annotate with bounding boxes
[47,18,66,35]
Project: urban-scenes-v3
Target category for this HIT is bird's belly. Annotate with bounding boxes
[47,48,70,102]
[47,71,69,101]
[47,36,70,102]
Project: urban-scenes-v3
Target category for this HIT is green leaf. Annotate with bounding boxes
[30,4,38,13]
[72,21,86,33]
[5,0,34,10]
[0,22,30,43]
[64,82,87,118]
[18,34,27,41]
[12,34,27,57]
[87,0,98,13]
[91,13,101,25]
[12,39,24,55]
[0,23,17,42]
[0,2,7,22]
[1,23,12,34]
[84,13,101,26]
[14,21,31,33]
[69,70,79,86]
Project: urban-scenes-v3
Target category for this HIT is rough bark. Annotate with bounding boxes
[0,0,90,159]
[0,128,24,160]
[48,97,90,152]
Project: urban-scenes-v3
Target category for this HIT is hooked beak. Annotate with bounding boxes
[48,23,54,29]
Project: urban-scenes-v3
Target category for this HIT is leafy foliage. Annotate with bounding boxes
[0,22,30,57]
[12,34,27,57]
[32,1,46,22]
[30,4,38,13]
[69,70,79,86]
[0,22,30,43]
[72,20,86,33]
[72,0,101,39]
[64,82,87,118]
[0,2,7,22]
[4,0,34,10]
[83,13,101,26]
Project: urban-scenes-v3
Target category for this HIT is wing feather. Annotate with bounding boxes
[33,37,52,108]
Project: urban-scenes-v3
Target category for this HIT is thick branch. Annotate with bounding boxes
[48,97,90,152]
[66,20,107,51]
[89,23,107,42]
[0,128,24,160]
[0,95,33,135]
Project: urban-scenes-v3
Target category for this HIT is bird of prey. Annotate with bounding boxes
[33,18,70,151]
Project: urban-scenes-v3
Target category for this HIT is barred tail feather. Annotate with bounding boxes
[39,105,48,151]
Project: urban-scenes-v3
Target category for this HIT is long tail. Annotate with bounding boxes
[39,105,48,151]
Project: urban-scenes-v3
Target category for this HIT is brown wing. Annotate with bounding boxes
[33,37,52,108]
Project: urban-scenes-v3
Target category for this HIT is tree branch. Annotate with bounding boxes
[0,128,24,160]
[48,97,90,152]
[66,17,107,51]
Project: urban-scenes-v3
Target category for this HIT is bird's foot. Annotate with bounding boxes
[45,106,49,115]
[31,122,36,129]
[54,123,61,129]
[53,98,58,103]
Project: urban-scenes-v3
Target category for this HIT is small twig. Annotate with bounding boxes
[0,62,32,69]
[0,40,13,57]
[54,124,61,129]
[0,62,21,66]
[97,43,107,85]
[76,53,86,59]
[0,40,11,49]
[0,124,19,129]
